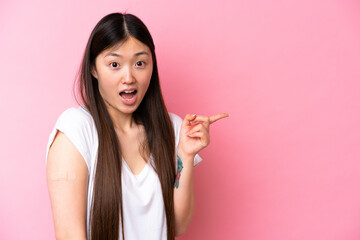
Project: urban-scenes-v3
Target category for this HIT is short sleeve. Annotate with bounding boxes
[169,112,203,166]
[45,106,96,171]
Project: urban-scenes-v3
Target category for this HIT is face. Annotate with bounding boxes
[91,36,153,118]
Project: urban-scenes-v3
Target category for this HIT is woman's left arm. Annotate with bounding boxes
[173,113,229,236]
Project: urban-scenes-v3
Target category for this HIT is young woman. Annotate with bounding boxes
[46,12,228,240]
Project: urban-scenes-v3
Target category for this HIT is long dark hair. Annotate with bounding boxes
[76,13,176,239]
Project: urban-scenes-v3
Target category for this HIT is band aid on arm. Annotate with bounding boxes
[50,171,77,181]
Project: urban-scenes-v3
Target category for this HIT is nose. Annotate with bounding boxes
[121,66,135,85]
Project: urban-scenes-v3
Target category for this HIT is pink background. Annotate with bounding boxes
[1,0,360,239]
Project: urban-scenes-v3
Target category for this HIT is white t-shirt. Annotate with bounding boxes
[45,106,202,240]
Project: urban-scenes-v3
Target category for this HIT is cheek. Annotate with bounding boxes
[99,79,114,89]
[97,75,118,97]
[141,70,153,89]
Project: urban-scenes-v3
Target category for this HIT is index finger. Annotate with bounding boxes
[209,113,229,124]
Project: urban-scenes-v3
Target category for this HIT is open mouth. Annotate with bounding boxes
[119,89,137,102]
[119,90,137,101]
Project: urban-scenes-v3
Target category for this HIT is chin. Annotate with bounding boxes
[118,103,141,114]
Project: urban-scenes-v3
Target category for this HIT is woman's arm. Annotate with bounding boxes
[174,113,229,236]
[173,151,196,236]
[46,131,88,240]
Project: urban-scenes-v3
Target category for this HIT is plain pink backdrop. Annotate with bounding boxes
[1,0,360,239]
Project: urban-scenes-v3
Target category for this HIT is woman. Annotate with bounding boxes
[46,12,228,240]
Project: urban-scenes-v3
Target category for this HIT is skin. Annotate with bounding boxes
[46,36,229,239]
[47,131,88,240]
[174,113,229,236]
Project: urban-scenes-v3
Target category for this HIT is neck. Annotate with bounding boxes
[104,101,137,134]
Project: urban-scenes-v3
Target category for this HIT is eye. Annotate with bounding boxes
[110,62,119,68]
[135,61,145,67]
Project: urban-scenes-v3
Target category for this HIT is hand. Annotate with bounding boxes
[177,113,229,160]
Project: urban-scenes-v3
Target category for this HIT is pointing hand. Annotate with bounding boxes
[177,113,229,160]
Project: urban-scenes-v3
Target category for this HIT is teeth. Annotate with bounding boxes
[124,90,135,93]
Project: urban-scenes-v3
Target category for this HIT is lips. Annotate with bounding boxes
[119,89,137,99]
[119,88,137,105]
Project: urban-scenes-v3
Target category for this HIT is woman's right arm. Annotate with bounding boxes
[46,131,88,240]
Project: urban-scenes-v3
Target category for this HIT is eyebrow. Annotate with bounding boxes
[104,51,150,58]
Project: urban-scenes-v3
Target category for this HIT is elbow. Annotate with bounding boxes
[174,197,195,237]
[54,231,87,240]
[55,236,86,240]
[175,225,188,237]
[175,213,193,237]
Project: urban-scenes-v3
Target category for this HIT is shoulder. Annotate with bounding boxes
[54,105,97,149]
[56,106,94,127]
[168,112,183,129]
[168,112,182,142]
[168,112,183,145]
[46,106,97,171]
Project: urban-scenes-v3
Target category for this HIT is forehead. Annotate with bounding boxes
[100,37,151,57]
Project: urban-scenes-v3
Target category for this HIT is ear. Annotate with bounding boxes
[90,66,98,79]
